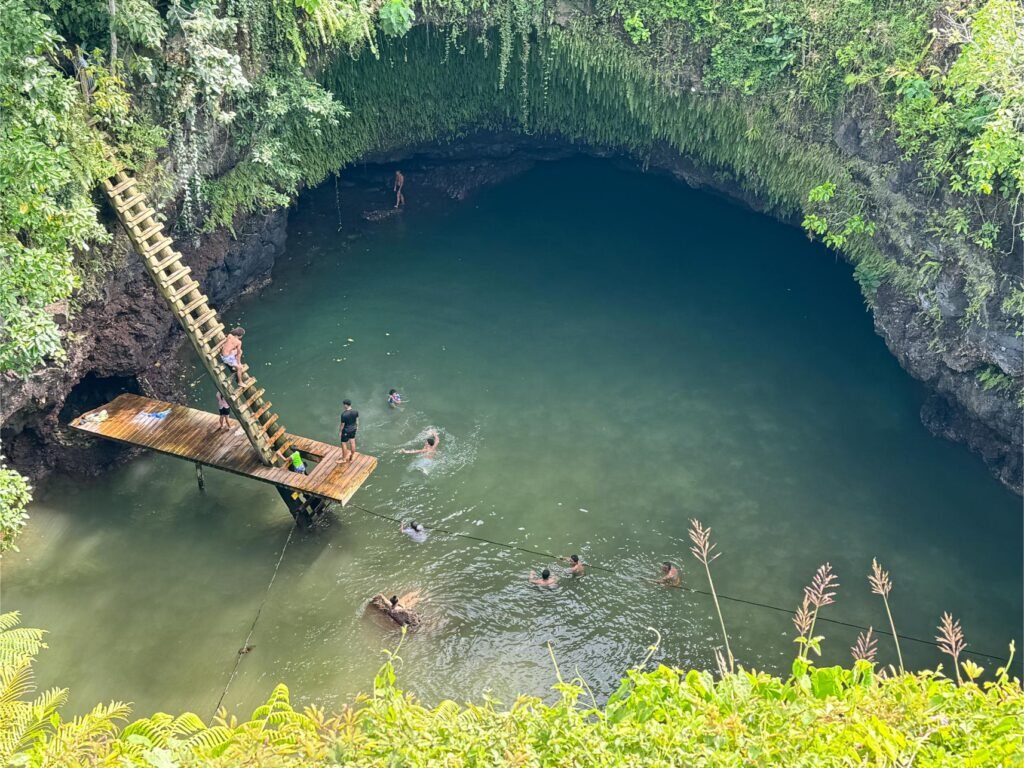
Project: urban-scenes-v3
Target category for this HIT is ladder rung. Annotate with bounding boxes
[170,279,199,301]
[118,193,146,212]
[109,177,137,197]
[134,222,163,242]
[125,206,155,227]
[257,414,280,435]
[159,266,191,288]
[274,441,295,463]
[209,336,228,357]
[143,237,174,259]
[198,322,224,344]
[180,296,207,315]
[152,252,180,273]
[265,426,285,445]
[234,377,258,396]
[239,387,265,409]
[252,401,273,420]
[190,309,218,330]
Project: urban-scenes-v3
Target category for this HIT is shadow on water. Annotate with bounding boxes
[4,157,1021,717]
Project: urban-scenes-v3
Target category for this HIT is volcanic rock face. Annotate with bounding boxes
[0,210,287,481]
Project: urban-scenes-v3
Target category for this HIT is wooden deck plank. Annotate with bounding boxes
[70,394,376,506]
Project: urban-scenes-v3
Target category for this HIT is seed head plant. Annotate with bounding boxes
[688,519,733,673]
[868,558,904,672]
[936,612,967,685]
[794,563,839,660]
[851,626,878,663]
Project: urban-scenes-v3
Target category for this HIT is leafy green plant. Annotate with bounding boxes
[0,459,31,554]
[378,0,415,38]
[623,12,650,45]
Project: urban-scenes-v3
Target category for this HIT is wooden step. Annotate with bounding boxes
[187,308,217,330]
[170,279,200,302]
[125,206,155,227]
[274,440,296,463]
[234,377,258,396]
[151,251,180,273]
[239,387,265,409]
[265,426,286,445]
[198,322,224,344]
[134,222,163,242]
[117,193,146,212]
[143,237,174,260]
[209,336,228,357]
[257,414,280,436]
[180,295,207,316]
[252,401,273,420]
[159,266,191,288]
[109,177,137,197]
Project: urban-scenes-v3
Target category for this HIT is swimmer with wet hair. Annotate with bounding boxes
[655,561,681,587]
[400,520,428,542]
[399,429,440,457]
[388,389,403,408]
[529,568,558,587]
[560,554,586,575]
[369,592,420,626]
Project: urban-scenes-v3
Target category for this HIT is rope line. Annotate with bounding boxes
[212,522,296,718]
[345,502,1010,663]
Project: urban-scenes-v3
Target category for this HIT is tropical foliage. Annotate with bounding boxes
[1,610,1021,766]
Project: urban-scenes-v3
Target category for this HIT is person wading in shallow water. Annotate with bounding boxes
[338,399,359,463]
[393,170,405,209]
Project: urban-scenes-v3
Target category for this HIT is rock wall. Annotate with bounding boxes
[0,208,287,482]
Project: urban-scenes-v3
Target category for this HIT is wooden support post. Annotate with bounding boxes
[195,462,205,491]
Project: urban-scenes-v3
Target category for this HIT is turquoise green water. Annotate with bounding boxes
[4,158,1020,718]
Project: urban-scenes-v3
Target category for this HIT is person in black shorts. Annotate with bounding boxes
[217,391,232,430]
[339,399,359,463]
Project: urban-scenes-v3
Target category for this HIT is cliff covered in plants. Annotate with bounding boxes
[0,0,1022,531]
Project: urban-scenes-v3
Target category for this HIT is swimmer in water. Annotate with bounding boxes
[529,568,558,587]
[399,430,439,457]
[560,554,585,575]
[369,592,420,626]
[400,520,428,543]
[655,561,681,587]
[388,389,403,408]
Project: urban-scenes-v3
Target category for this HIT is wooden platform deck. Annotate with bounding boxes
[70,394,376,506]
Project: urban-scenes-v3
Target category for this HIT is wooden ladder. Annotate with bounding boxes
[101,169,296,469]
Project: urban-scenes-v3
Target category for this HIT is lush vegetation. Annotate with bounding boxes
[3,552,1023,767]
[1,0,1021,536]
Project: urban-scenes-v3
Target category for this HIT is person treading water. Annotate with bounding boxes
[529,568,558,587]
[655,561,681,587]
[400,520,428,543]
[560,554,586,575]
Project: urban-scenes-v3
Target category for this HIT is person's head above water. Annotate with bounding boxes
[390,595,399,607]
[541,568,551,580]
[570,555,580,564]
[410,521,424,532]
[426,436,436,446]
[389,389,397,395]
[662,561,673,572]
[229,326,245,337]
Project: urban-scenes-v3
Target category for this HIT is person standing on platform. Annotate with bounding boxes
[216,391,232,430]
[339,399,359,463]
[393,170,405,208]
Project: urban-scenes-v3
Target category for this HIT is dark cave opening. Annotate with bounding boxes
[58,373,142,424]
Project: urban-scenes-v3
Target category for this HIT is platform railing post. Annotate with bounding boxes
[195,462,205,491]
